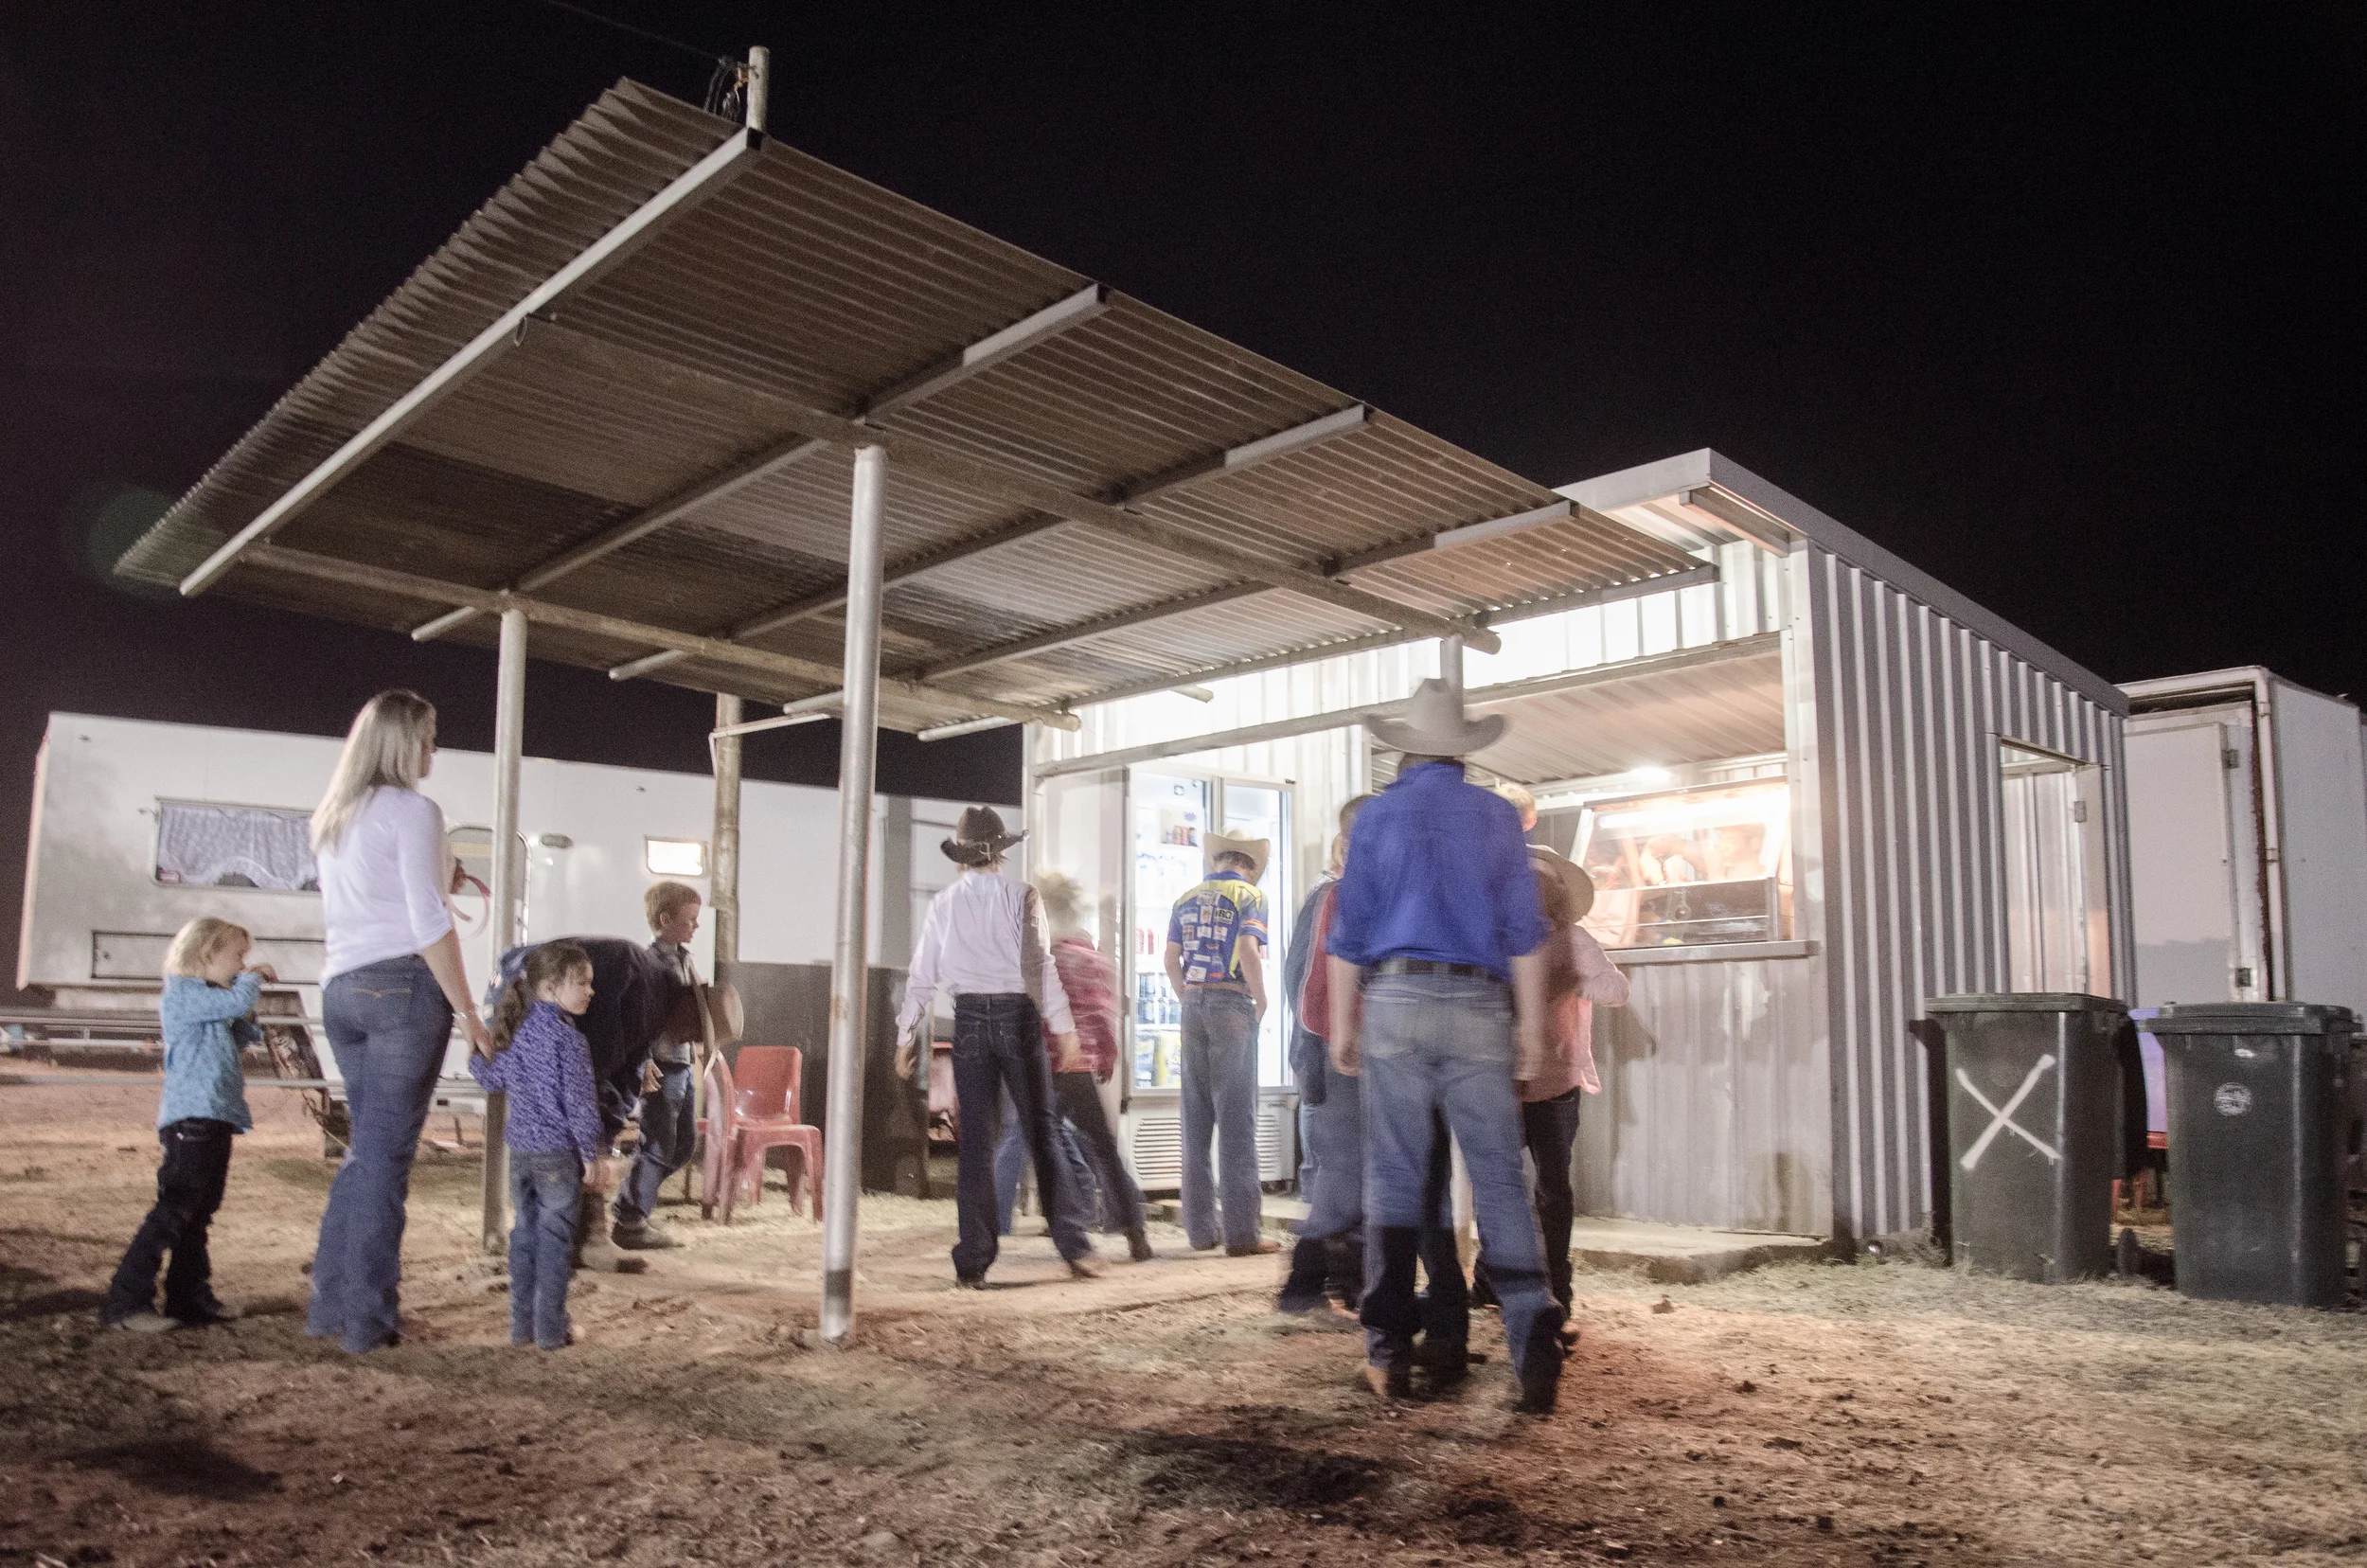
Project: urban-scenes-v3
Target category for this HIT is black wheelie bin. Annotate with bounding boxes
[2147,1003,2358,1308]
[1922,994,2144,1282]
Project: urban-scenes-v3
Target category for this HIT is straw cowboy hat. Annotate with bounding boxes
[1530,845,1596,924]
[1203,831,1271,883]
[1367,677,1507,758]
[942,805,1027,865]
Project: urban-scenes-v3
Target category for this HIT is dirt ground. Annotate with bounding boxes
[3,1079,2362,1568]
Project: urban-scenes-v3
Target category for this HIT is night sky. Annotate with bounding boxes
[2,4,2359,991]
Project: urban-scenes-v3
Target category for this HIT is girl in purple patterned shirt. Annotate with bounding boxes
[471,941,607,1349]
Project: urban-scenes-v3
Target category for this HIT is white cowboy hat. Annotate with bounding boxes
[1367,678,1507,759]
[1203,832,1271,883]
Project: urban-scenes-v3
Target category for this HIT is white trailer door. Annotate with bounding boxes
[2126,714,2258,1007]
[2268,680,2367,1017]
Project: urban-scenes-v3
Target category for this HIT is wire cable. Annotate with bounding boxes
[534,0,734,68]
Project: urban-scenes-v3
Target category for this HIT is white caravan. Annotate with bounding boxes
[16,712,989,1082]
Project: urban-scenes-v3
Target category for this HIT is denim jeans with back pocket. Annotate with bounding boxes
[509,1149,583,1348]
[308,955,452,1353]
[1358,971,1563,1392]
[1179,987,1264,1251]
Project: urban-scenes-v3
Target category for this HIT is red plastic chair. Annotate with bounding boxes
[700,1046,822,1223]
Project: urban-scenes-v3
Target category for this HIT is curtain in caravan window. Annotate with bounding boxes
[155,802,319,890]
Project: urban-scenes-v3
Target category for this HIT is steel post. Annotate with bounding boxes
[820,444,887,1343]
[711,692,743,971]
[482,607,527,1253]
[1441,633,1465,704]
[745,46,769,134]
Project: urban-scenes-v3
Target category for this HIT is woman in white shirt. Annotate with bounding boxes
[304,690,493,1353]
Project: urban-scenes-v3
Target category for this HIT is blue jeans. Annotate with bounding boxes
[1180,988,1263,1251]
[309,956,452,1354]
[993,1087,1096,1235]
[951,995,1095,1279]
[1281,1059,1363,1307]
[1359,971,1563,1393]
[613,1060,695,1228]
[509,1149,582,1348]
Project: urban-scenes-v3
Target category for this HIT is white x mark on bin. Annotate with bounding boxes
[1957,1052,2061,1170]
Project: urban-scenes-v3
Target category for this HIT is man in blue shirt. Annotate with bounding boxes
[1165,832,1275,1256]
[1327,678,1563,1414]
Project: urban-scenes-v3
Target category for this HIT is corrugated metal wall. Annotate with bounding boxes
[1574,953,1828,1232]
[1800,545,2133,1243]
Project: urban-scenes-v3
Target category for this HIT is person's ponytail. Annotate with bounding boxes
[489,940,591,1049]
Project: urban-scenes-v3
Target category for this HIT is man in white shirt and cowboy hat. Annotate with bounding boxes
[1165,831,1276,1257]
[897,807,1104,1287]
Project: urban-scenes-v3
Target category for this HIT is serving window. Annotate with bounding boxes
[1569,779,1791,950]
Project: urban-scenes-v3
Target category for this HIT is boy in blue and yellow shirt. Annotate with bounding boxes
[1164,834,1272,1256]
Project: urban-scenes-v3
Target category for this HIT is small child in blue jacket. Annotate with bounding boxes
[470,940,606,1349]
[103,918,274,1331]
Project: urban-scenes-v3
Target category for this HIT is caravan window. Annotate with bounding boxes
[153,801,319,891]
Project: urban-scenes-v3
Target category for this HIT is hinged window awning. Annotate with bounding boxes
[118,79,1705,732]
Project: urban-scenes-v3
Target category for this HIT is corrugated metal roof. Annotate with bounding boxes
[1469,646,1788,784]
[119,79,1701,729]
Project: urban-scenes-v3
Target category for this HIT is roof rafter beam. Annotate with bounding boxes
[621,401,1380,681]
[239,543,1075,730]
[902,582,1269,684]
[179,124,766,598]
[1112,403,1369,503]
[418,284,1110,643]
[532,325,1496,653]
[858,284,1107,419]
[410,433,831,642]
[1324,499,1574,577]
[885,487,1563,687]
[598,511,1070,681]
[824,413,1503,653]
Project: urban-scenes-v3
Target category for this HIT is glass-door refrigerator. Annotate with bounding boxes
[1119,768,1295,1191]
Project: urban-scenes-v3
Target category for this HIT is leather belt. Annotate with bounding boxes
[1371,958,1499,982]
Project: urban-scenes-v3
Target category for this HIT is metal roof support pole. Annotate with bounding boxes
[482,606,528,1254]
[745,46,768,134]
[820,444,887,1345]
[711,693,742,972]
[1441,634,1465,704]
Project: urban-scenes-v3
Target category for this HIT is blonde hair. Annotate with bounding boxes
[164,918,250,979]
[1326,831,1349,877]
[645,881,703,932]
[1496,782,1537,827]
[312,690,436,851]
[1035,870,1085,933]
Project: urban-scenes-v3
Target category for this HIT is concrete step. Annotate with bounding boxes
[1139,1196,1829,1283]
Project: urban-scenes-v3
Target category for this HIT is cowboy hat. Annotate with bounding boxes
[942,805,1027,865]
[1529,845,1596,924]
[1367,678,1507,759]
[1203,831,1270,883]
